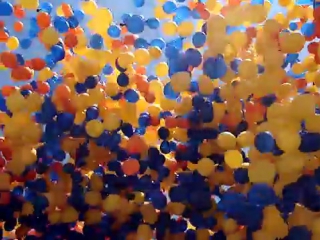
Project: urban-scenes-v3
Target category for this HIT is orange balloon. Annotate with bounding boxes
[37,12,51,29]
[165,117,177,128]
[20,84,33,91]
[1,52,18,69]
[122,159,140,176]
[123,35,137,45]
[112,40,123,49]
[1,86,17,97]
[136,66,146,75]
[36,81,50,94]
[30,58,46,71]
[61,3,73,17]
[64,33,78,48]
[55,84,71,99]
[126,135,148,154]
[11,66,34,81]
[13,5,25,19]
[13,21,24,32]
[144,92,155,104]
[0,31,9,43]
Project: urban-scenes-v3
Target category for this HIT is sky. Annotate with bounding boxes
[0,0,315,87]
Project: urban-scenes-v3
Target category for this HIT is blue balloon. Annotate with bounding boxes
[86,106,99,121]
[175,6,191,21]
[103,64,114,75]
[185,48,202,67]
[301,22,315,37]
[133,0,145,7]
[85,75,99,89]
[192,32,206,48]
[147,75,159,82]
[117,73,130,87]
[166,37,184,50]
[39,2,53,13]
[165,45,180,59]
[67,16,79,29]
[163,1,177,14]
[251,0,264,4]
[289,22,298,31]
[164,82,180,99]
[16,54,25,66]
[134,38,149,49]
[122,13,132,24]
[44,55,56,69]
[124,89,139,103]
[127,15,145,34]
[30,17,38,28]
[74,9,85,22]
[0,2,13,16]
[247,183,277,206]
[150,38,166,49]
[203,56,227,79]
[53,16,70,33]
[288,226,312,240]
[254,131,275,153]
[146,18,160,29]
[90,34,104,49]
[57,113,74,131]
[108,25,121,38]
[20,39,32,49]
[168,53,189,76]
[0,94,7,112]
[51,45,65,62]
[230,58,242,73]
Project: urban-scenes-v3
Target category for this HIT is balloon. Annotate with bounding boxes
[6,37,19,51]
[0,2,13,16]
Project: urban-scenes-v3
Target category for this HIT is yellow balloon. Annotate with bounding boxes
[105,82,119,97]
[238,59,257,80]
[103,112,121,131]
[6,91,26,113]
[275,130,301,153]
[206,0,217,11]
[155,62,169,77]
[102,194,121,212]
[229,31,247,50]
[177,21,194,37]
[18,0,39,9]
[217,132,237,150]
[279,32,305,54]
[197,157,215,177]
[198,75,214,95]
[137,224,153,240]
[6,37,19,51]
[118,52,134,68]
[85,120,104,138]
[207,14,227,33]
[41,27,60,46]
[225,150,243,169]
[162,21,177,36]
[134,49,151,66]
[170,71,191,93]
[248,160,276,183]
[148,46,162,59]
[278,0,293,7]
[38,67,54,82]
[81,0,98,15]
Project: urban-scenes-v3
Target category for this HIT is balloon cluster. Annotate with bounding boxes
[0,0,320,239]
